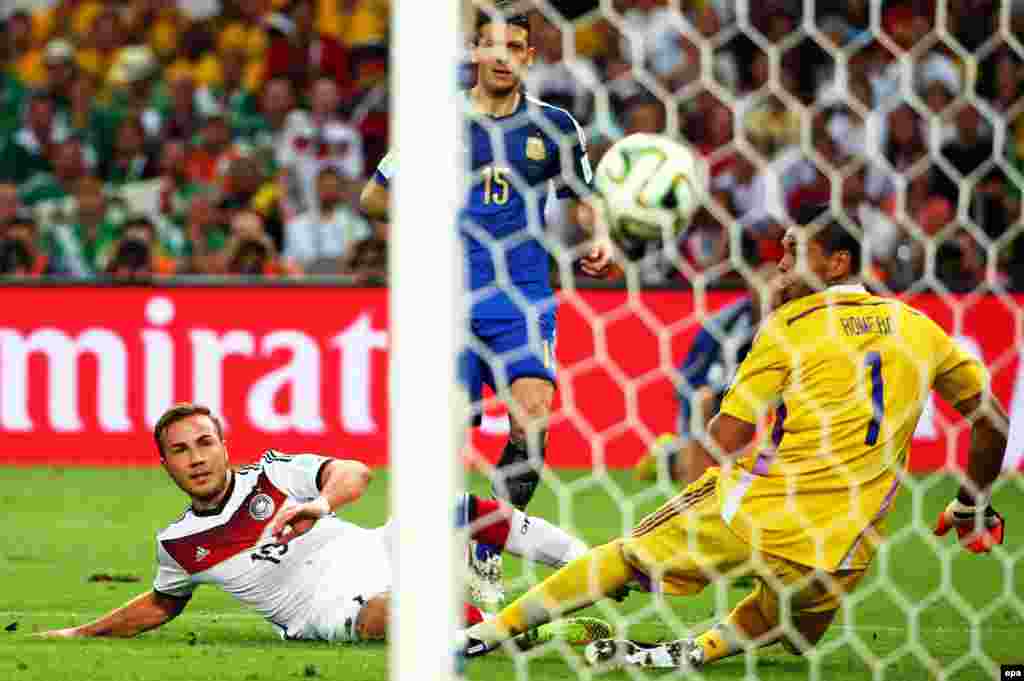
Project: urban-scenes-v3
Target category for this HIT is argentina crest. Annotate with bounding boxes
[526,135,546,161]
[249,493,276,521]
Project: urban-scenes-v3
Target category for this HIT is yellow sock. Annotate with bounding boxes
[694,626,736,664]
[694,585,780,664]
[468,540,633,645]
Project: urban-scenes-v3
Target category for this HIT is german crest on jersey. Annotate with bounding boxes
[249,493,276,521]
[526,136,546,161]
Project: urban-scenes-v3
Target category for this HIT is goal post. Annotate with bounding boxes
[391,2,461,681]
[391,0,1023,680]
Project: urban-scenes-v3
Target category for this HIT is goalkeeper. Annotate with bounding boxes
[459,207,1008,669]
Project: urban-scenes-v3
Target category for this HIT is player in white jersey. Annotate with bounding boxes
[40,403,605,643]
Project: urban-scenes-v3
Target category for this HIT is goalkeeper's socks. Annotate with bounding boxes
[693,624,741,664]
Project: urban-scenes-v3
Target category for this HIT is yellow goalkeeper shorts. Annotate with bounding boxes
[620,468,866,616]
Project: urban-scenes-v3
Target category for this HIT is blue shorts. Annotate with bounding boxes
[460,314,557,426]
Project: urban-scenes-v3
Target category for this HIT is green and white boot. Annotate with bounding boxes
[515,617,613,650]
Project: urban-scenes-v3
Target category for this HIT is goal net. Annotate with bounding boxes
[394,0,1024,680]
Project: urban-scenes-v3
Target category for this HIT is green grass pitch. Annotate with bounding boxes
[2,466,1022,680]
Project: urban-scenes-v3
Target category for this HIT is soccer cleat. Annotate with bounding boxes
[514,616,613,650]
[457,631,499,659]
[584,638,704,670]
[465,540,505,608]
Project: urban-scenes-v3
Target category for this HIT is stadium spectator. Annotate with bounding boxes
[0,182,19,224]
[918,51,960,116]
[163,63,203,144]
[341,217,388,284]
[285,165,371,271]
[66,73,106,154]
[938,103,994,192]
[0,93,62,184]
[523,12,599,128]
[158,138,204,229]
[102,117,160,186]
[279,78,364,215]
[106,46,163,140]
[884,104,927,174]
[76,6,125,85]
[44,176,122,278]
[0,213,50,277]
[196,43,260,141]
[280,0,354,102]
[0,53,27,140]
[20,137,89,206]
[186,107,242,187]
[185,193,229,275]
[617,0,693,91]
[623,95,666,136]
[979,46,1024,118]
[105,215,176,280]
[224,209,298,277]
[219,155,284,245]
[241,76,297,173]
[744,94,802,160]
[5,10,41,88]
[41,39,77,117]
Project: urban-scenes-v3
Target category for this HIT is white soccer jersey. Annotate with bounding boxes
[154,451,392,641]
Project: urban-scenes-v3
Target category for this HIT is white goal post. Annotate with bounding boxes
[391,2,461,681]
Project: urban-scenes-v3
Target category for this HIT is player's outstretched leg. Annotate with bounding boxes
[584,576,846,669]
[459,493,588,608]
[458,539,634,657]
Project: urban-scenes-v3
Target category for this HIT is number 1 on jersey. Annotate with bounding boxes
[864,352,884,446]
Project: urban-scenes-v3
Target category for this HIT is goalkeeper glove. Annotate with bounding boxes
[933,493,1005,553]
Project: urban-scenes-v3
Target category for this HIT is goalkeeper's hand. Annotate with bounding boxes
[933,495,1005,553]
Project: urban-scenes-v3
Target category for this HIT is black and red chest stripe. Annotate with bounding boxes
[162,473,287,575]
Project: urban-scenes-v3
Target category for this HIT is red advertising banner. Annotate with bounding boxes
[0,287,390,467]
[0,287,1020,471]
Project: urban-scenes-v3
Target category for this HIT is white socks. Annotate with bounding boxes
[503,509,588,568]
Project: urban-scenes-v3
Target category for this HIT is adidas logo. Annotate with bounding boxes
[195,546,210,561]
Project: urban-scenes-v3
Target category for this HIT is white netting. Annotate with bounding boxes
[456,1,1021,680]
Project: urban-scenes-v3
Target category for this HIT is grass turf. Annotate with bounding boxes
[1,466,1022,680]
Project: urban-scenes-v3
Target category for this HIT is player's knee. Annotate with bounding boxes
[355,594,389,641]
[509,380,553,431]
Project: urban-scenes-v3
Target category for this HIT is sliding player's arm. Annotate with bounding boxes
[359,150,395,222]
[40,590,189,638]
[269,455,373,543]
[932,333,1008,552]
[686,320,787,483]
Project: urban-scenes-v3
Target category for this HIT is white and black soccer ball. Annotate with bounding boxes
[594,133,707,246]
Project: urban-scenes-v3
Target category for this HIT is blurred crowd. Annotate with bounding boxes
[0,0,389,282]
[2,0,1023,292]
[539,0,1024,292]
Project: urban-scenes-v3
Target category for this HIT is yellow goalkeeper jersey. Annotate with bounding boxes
[718,284,987,572]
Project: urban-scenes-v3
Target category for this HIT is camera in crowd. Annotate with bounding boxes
[106,216,157,280]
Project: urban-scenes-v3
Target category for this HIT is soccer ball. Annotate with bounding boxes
[594,133,707,244]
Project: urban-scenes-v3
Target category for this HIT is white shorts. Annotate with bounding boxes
[303,522,393,642]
